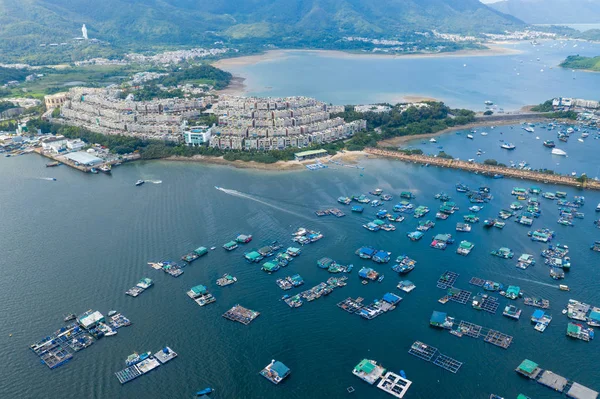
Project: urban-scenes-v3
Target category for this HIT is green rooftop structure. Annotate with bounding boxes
[352,359,386,385]
[244,251,263,262]
[515,359,541,379]
[294,149,328,161]
[223,241,238,251]
[262,262,279,273]
[188,285,207,298]
[505,285,521,300]
[194,247,208,256]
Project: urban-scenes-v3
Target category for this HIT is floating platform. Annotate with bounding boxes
[437,271,459,289]
[469,277,485,287]
[115,364,143,384]
[337,297,364,314]
[115,346,177,384]
[222,305,260,325]
[478,295,500,314]
[484,330,513,349]
[538,370,568,392]
[567,382,599,399]
[376,371,412,398]
[408,341,462,373]
[154,347,177,364]
[448,288,472,304]
[459,320,513,348]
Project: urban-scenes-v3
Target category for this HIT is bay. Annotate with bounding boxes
[1,151,599,398]
[221,41,600,111]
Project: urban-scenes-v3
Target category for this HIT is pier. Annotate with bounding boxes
[366,148,600,191]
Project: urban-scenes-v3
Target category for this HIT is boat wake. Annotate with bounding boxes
[147,180,162,184]
[507,276,557,289]
[216,187,312,220]
[39,177,57,181]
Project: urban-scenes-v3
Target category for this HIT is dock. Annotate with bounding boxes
[408,341,462,373]
[222,305,260,325]
[538,370,568,392]
[376,371,412,398]
[365,148,600,191]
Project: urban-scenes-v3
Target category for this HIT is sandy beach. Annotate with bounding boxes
[162,150,370,171]
[213,45,522,70]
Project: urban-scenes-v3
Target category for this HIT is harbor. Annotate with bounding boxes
[6,142,600,398]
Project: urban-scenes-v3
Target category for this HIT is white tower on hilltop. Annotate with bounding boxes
[82,24,88,40]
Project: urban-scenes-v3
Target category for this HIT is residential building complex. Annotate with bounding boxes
[209,95,366,150]
[60,87,212,141]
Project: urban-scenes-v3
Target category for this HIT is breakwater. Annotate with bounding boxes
[366,148,600,190]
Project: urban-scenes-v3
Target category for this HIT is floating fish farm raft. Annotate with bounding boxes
[30,311,131,369]
[408,341,463,373]
[455,320,513,349]
[222,305,260,325]
[472,294,500,314]
[338,293,402,320]
[376,371,412,398]
[524,297,551,309]
[115,347,177,384]
[469,277,485,287]
[148,261,184,277]
[299,276,347,302]
[437,271,459,289]
[125,278,153,297]
[315,208,345,217]
[515,359,598,399]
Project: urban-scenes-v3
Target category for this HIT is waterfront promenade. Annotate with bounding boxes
[366,148,600,190]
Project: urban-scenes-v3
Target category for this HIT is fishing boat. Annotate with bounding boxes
[107,310,117,317]
[195,388,213,397]
[551,148,567,156]
[480,132,488,136]
[543,140,555,148]
[135,179,145,186]
[63,313,76,322]
[429,138,437,143]
[467,134,474,140]
[46,161,60,167]
[90,168,99,174]
[500,143,516,150]
[523,127,534,133]
[125,351,151,367]
[99,165,112,174]
[455,183,469,193]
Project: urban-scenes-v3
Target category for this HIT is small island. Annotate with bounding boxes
[560,55,600,72]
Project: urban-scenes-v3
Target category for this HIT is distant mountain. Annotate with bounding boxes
[0,0,523,56]
[488,0,600,24]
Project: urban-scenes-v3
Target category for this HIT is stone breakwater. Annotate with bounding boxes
[366,148,600,190]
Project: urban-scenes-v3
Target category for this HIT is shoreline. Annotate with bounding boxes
[378,116,551,147]
[161,151,369,171]
[213,44,523,70]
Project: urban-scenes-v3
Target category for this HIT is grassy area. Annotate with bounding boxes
[5,64,146,99]
[560,55,600,72]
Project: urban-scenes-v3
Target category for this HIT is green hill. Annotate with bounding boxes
[560,55,600,72]
[0,0,524,61]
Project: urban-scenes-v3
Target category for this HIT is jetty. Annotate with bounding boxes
[366,148,600,191]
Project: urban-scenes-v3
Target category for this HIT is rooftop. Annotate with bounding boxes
[567,382,599,399]
[295,149,328,157]
[63,151,102,166]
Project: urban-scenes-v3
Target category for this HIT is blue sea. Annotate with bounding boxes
[222,40,600,111]
[1,150,599,398]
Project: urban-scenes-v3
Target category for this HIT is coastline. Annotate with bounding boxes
[162,151,369,171]
[213,44,523,70]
